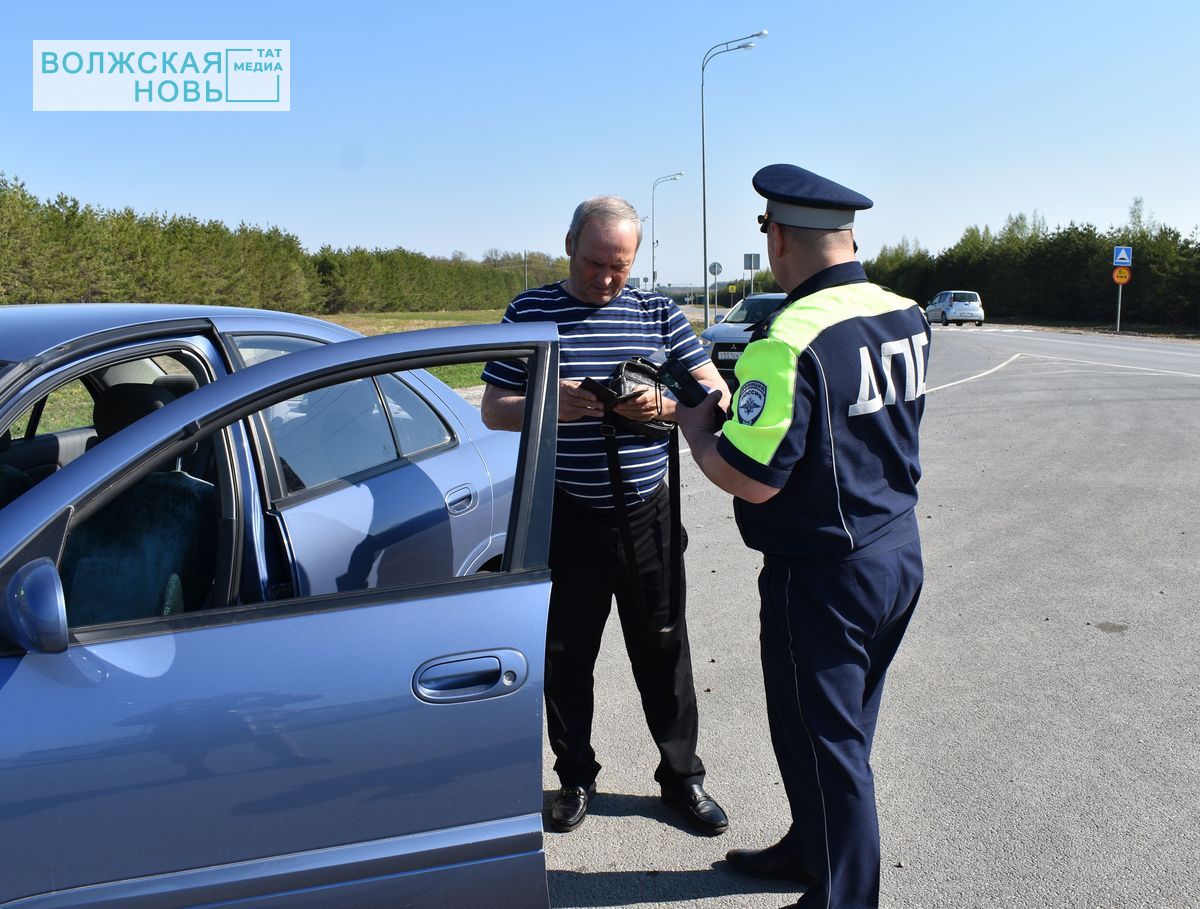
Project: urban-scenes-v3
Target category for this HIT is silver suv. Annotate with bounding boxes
[699,292,788,389]
[926,290,985,326]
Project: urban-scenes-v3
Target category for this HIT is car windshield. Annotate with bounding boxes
[724,296,785,324]
[951,292,979,303]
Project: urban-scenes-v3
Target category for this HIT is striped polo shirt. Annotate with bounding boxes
[482,282,710,509]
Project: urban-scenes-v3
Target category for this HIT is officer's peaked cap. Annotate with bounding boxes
[753,163,873,232]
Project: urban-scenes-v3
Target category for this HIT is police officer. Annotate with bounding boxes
[674,164,930,909]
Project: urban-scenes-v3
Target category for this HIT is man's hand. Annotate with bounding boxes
[611,386,662,423]
[559,379,604,422]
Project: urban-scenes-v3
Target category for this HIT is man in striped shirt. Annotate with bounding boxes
[481,196,730,836]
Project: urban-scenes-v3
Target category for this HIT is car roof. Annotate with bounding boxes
[742,292,786,300]
[0,303,343,364]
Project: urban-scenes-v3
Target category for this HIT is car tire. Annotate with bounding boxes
[976,320,984,326]
[940,313,949,326]
[955,321,963,326]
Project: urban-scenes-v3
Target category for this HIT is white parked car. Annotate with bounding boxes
[926,290,985,326]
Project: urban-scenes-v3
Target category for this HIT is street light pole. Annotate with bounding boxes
[701,29,766,327]
[651,171,683,293]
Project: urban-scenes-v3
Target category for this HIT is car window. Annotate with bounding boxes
[265,378,399,495]
[55,373,406,627]
[8,379,92,438]
[377,373,452,457]
[231,334,323,366]
[41,338,549,636]
[951,292,980,303]
[725,296,784,324]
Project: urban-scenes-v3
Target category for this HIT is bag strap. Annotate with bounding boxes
[601,417,681,634]
[665,426,682,633]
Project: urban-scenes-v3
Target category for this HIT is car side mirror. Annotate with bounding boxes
[714,314,725,324]
[2,558,69,654]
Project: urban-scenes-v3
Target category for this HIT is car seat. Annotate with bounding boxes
[0,430,34,508]
[59,384,218,626]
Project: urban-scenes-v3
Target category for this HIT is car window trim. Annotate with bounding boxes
[0,336,222,437]
[270,450,430,510]
[0,318,220,409]
[64,565,553,649]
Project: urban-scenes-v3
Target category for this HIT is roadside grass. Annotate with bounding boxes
[325,310,505,335]
[321,311,712,389]
[8,379,93,436]
[322,311,504,389]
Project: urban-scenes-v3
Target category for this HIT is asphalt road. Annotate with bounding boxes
[537,326,1200,909]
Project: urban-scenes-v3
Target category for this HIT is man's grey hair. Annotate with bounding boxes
[568,196,643,249]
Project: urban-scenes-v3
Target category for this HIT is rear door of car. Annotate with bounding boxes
[0,325,557,908]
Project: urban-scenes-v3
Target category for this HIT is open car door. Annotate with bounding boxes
[0,324,558,909]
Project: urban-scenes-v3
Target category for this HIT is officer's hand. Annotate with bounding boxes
[673,388,723,443]
[611,386,664,423]
[559,379,603,422]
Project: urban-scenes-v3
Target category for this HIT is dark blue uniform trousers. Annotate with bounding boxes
[759,538,922,909]
[544,486,706,790]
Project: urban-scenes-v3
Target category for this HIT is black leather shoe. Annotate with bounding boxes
[661,783,729,835]
[549,783,596,832]
[725,841,819,885]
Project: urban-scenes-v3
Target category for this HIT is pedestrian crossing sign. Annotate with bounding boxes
[1113,246,1133,266]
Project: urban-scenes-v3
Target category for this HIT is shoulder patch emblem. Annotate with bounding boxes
[736,380,768,425]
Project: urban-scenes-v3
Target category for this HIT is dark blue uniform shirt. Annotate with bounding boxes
[717,262,931,559]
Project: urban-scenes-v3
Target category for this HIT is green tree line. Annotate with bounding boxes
[862,200,1200,327]
[0,175,569,312]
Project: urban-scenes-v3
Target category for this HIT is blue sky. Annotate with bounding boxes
[2,0,1197,290]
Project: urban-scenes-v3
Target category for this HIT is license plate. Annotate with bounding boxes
[717,350,741,361]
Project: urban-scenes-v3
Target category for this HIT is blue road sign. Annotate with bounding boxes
[1113,246,1133,266]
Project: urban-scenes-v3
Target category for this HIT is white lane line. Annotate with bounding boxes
[1003,333,1200,360]
[930,327,1032,333]
[927,353,1022,393]
[1020,352,1200,380]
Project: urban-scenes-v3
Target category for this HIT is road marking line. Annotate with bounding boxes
[927,353,1022,393]
[1020,352,1200,380]
[1008,334,1200,359]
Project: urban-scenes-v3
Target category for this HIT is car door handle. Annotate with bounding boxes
[445,484,477,515]
[413,649,529,704]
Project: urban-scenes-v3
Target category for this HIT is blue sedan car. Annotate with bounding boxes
[0,305,559,907]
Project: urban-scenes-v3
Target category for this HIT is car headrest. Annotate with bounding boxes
[93,384,176,442]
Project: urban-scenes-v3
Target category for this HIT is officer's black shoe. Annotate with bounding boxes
[548,783,596,832]
[661,783,729,835]
[725,841,819,885]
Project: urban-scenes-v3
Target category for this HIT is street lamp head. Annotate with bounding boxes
[754,29,768,37]
[736,42,755,50]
